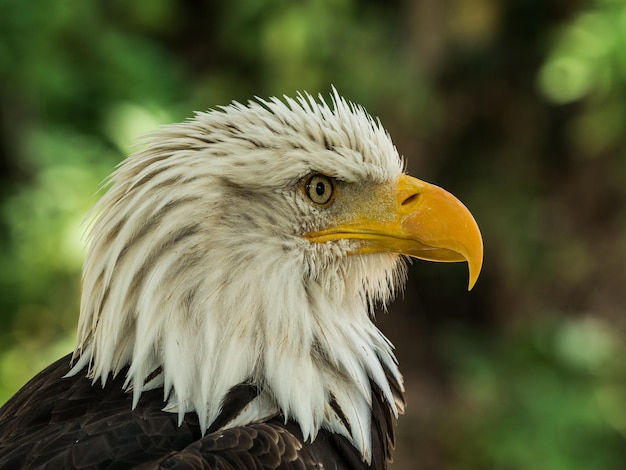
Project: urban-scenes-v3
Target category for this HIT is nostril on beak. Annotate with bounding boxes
[401,193,420,206]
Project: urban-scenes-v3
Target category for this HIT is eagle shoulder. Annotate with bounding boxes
[0,355,388,469]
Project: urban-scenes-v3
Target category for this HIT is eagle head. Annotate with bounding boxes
[69,90,482,463]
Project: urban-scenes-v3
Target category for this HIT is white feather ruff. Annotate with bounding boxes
[69,89,406,462]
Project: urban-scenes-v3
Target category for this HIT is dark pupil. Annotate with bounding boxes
[315,182,325,196]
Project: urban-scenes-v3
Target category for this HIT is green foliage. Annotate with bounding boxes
[539,0,626,157]
[442,316,626,469]
[0,0,186,403]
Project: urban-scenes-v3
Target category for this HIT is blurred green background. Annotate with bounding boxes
[2,0,626,468]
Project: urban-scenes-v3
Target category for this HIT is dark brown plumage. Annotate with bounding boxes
[0,355,398,469]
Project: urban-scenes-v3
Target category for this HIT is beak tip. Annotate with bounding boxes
[466,256,483,291]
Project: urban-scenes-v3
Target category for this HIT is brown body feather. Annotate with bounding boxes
[0,354,401,469]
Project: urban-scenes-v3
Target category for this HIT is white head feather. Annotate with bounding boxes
[69,89,406,462]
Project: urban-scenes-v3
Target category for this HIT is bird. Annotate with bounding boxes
[0,89,482,469]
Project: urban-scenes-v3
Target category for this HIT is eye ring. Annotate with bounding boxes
[304,174,335,206]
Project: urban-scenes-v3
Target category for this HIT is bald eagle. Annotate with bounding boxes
[0,91,482,469]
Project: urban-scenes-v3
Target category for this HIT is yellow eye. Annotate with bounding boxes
[304,174,335,206]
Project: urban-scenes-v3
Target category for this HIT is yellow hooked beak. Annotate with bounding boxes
[305,175,483,290]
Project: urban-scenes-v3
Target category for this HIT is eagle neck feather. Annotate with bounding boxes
[72,233,405,462]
